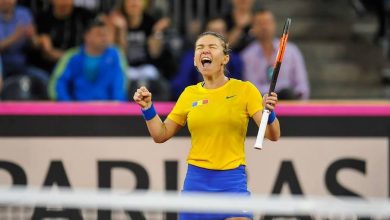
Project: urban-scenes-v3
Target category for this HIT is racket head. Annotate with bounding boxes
[268,18,291,94]
[283,18,291,35]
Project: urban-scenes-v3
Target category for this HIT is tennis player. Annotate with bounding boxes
[133,31,280,220]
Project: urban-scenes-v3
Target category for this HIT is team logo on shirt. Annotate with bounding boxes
[192,99,208,107]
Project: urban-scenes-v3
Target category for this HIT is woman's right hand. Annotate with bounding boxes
[133,87,152,109]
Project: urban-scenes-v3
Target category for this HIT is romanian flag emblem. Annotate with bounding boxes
[192,99,208,107]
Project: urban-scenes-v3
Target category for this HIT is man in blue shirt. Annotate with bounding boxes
[49,16,127,101]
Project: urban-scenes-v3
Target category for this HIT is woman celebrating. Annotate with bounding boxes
[133,31,280,220]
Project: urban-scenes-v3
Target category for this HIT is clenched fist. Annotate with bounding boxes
[133,87,152,109]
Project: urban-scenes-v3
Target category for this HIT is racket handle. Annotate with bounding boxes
[254,109,270,150]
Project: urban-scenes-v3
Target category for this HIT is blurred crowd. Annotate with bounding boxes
[0,0,310,101]
[351,0,390,44]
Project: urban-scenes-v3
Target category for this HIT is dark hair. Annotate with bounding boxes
[196,31,231,55]
[195,31,231,76]
[85,15,106,34]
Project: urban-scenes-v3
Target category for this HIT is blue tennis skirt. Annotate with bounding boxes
[179,164,253,220]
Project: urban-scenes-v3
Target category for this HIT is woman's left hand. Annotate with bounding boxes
[263,92,278,111]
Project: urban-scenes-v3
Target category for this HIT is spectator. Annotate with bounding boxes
[171,17,243,100]
[18,0,49,15]
[351,0,388,43]
[182,19,203,51]
[73,0,100,11]
[0,0,48,83]
[48,16,127,101]
[0,54,3,94]
[241,9,310,100]
[223,0,255,52]
[33,0,95,72]
[109,0,170,82]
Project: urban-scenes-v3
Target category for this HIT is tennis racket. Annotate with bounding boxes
[254,18,291,150]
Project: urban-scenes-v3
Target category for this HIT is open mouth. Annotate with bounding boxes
[201,57,212,67]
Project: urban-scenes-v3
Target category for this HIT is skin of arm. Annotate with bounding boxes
[135,88,280,143]
[227,26,245,49]
[144,114,183,143]
[147,17,170,58]
[39,34,64,61]
[109,12,128,52]
[133,87,183,143]
[0,25,29,51]
[0,34,18,51]
[227,13,251,49]
[147,35,163,58]
[114,26,128,52]
[0,24,42,52]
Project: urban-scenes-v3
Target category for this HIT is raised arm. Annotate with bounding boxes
[109,12,128,52]
[39,34,65,61]
[133,86,183,143]
[147,17,170,58]
[252,92,281,141]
